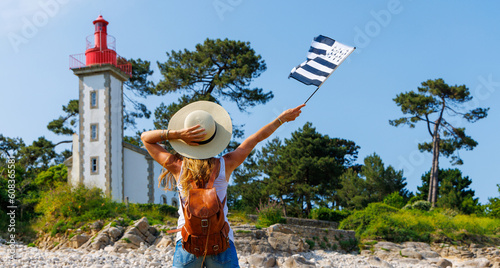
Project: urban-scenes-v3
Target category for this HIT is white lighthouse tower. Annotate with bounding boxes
[67,16,178,206]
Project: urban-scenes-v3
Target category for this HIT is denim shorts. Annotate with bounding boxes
[172,239,240,268]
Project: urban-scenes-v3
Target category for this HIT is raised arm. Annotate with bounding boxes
[141,125,207,179]
[224,104,305,175]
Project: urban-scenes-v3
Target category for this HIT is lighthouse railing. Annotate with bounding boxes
[69,54,86,69]
[86,34,116,51]
[69,52,132,77]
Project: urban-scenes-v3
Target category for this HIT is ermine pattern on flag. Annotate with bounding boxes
[290,35,354,86]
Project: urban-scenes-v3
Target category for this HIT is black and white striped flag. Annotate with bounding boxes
[289,35,355,87]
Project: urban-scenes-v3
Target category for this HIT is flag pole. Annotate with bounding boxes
[304,86,321,104]
[302,47,356,104]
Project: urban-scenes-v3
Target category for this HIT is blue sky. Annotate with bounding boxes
[1,1,499,204]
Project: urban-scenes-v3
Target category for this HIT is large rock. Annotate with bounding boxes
[267,224,309,254]
[91,220,104,231]
[107,227,122,241]
[268,224,296,235]
[436,258,453,268]
[457,258,491,267]
[367,256,393,268]
[70,234,90,248]
[374,241,403,252]
[154,235,174,248]
[280,255,316,268]
[400,248,423,259]
[248,253,276,268]
[90,233,111,250]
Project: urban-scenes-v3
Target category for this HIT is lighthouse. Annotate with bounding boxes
[67,16,178,206]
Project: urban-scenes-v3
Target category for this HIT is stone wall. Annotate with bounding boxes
[244,214,353,251]
[246,214,339,229]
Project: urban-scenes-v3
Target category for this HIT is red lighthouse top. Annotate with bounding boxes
[69,15,131,77]
[90,15,109,50]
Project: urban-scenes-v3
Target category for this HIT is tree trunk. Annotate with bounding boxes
[280,196,287,217]
[305,196,312,217]
[428,133,440,207]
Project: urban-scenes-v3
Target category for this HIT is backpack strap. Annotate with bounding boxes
[166,228,181,234]
[205,158,221,189]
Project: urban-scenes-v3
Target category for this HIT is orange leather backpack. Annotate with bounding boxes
[169,159,230,257]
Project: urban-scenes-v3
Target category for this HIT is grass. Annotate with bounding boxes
[256,200,286,227]
[339,202,500,245]
[31,183,178,242]
[227,211,255,225]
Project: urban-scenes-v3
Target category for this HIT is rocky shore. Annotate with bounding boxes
[1,217,499,267]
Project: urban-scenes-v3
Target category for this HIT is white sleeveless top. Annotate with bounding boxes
[175,157,234,242]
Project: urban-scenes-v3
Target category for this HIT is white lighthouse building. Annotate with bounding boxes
[65,15,178,207]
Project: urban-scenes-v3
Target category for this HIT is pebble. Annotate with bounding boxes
[1,243,499,268]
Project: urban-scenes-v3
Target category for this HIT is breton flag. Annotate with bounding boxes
[289,35,355,87]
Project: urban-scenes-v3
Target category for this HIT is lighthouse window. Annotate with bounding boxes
[172,198,179,208]
[90,157,99,174]
[90,124,98,141]
[95,22,103,31]
[90,91,97,108]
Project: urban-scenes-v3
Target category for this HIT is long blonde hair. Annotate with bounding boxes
[158,157,216,198]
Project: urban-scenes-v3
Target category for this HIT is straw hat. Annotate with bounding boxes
[168,101,232,159]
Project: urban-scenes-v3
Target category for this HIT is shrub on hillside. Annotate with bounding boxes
[339,202,500,244]
[310,207,331,221]
[35,183,179,231]
[35,183,116,224]
[256,200,285,227]
[310,207,351,222]
[403,200,431,211]
[339,203,399,235]
[486,184,500,219]
[383,192,406,209]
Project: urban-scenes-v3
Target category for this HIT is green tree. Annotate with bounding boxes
[262,123,359,216]
[337,169,369,210]
[486,184,500,218]
[34,164,68,191]
[417,168,479,214]
[47,99,79,136]
[337,154,410,210]
[390,78,488,206]
[153,38,273,137]
[362,154,409,202]
[0,135,63,222]
[227,151,265,212]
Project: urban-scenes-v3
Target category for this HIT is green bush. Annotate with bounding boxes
[310,207,351,222]
[34,183,178,234]
[310,207,331,221]
[339,238,359,252]
[412,200,432,211]
[487,184,500,218]
[330,209,352,222]
[35,184,115,223]
[305,239,315,249]
[256,200,285,227]
[339,202,500,244]
[339,203,399,234]
[383,192,406,209]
